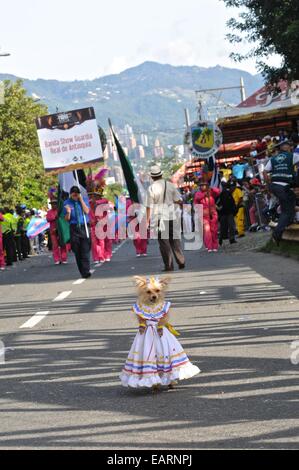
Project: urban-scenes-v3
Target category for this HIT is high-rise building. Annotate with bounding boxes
[154,139,165,159]
[103,147,109,161]
[141,134,149,147]
[113,166,125,186]
[129,136,137,150]
[135,145,145,160]
[107,139,114,155]
[124,124,133,136]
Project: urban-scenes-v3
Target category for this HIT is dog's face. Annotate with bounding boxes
[134,276,171,305]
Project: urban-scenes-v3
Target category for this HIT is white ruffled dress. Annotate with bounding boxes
[120,301,200,388]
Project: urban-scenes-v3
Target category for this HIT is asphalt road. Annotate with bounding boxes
[0,234,299,450]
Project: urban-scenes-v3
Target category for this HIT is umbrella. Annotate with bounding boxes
[26,217,50,239]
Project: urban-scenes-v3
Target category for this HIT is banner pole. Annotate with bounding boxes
[75,170,90,239]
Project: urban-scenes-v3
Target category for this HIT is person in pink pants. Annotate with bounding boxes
[194,183,221,252]
[133,223,147,257]
[126,199,147,257]
[0,211,5,270]
[94,198,113,262]
[46,201,68,264]
[89,194,103,263]
[249,204,257,225]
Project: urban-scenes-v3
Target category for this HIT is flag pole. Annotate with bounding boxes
[74,169,90,239]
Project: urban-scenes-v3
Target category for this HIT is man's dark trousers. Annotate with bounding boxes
[158,220,185,270]
[269,183,296,240]
[70,225,91,277]
[219,214,236,242]
[3,231,16,266]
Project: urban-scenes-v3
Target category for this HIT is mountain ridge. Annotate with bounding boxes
[0,61,263,142]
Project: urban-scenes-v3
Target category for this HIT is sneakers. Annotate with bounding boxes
[105,258,111,262]
[136,254,141,258]
[62,261,68,265]
[142,254,147,257]
[54,261,60,265]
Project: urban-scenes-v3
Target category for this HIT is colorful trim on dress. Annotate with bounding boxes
[132,301,171,321]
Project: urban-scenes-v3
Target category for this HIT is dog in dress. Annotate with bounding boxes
[120,276,200,391]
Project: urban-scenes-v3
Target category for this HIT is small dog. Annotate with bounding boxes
[134,276,175,391]
[134,275,170,307]
[119,275,200,390]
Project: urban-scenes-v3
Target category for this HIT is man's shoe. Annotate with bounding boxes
[82,273,92,279]
[162,267,174,272]
[179,264,185,270]
[230,239,237,244]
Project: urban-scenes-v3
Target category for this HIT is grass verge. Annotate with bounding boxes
[261,239,299,261]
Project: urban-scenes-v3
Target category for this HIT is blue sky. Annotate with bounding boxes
[0,0,278,80]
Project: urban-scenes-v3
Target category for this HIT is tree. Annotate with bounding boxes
[0,80,53,208]
[222,0,299,85]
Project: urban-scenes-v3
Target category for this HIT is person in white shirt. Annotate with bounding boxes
[146,166,185,272]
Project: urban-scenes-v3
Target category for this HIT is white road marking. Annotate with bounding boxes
[20,311,49,329]
[53,291,72,302]
[73,279,86,285]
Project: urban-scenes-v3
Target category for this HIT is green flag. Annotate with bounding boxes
[109,119,139,203]
[57,188,70,246]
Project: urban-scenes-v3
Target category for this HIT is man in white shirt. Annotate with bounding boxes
[264,141,299,244]
[146,165,185,272]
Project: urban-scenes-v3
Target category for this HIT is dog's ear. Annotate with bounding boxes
[134,276,147,288]
[159,276,171,289]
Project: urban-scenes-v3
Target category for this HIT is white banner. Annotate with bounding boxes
[36,107,103,174]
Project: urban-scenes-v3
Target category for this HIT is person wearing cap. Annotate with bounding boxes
[146,165,185,272]
[47,200,68,265]
[1,209,17,265]
[264,140,299,244]
[64,186,91,278]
